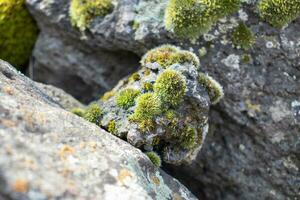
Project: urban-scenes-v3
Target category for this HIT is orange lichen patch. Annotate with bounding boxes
[117,169,133,185]
[88,142,97,151]
[3,86,14,95]
[0,119,16,128]
[13,179,29,193]
[150,175,160,186]
[23,158,36,170]
[59,145,75,160]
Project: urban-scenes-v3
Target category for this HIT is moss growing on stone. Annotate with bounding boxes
[232,22,255,50]
[71,108,85,117]
[84,103,102,124]
[131,93,162,122]
[180,126,198,149]
[69,0,113,31]
[141,45,200,69]
[116,88,140,109]
[142,82,153,92]
[0,0,38,69]
[129,72,141,82]
[154,70,187,107]
[108,120,117,134]
[257,0,300,28]
[198,73,224,105]
[101,90,115,101]
[146,152,161,167]
[164,0,240,39]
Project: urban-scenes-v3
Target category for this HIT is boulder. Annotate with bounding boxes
[0,60,197,200]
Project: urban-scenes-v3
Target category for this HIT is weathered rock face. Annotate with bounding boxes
[26,0,300,199]
[0,60,197,200]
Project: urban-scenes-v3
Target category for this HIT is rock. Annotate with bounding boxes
[26,0,300,199]
[0,60,197,200]
[97,45,223,165]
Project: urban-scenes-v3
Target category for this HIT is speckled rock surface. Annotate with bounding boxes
[26,0,300,199]
[0,60,197,200]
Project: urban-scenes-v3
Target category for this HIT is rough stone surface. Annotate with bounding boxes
[0,60,197,200]
[26,0,300,199]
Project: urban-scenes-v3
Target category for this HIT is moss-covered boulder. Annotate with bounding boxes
[0,0,38,69]
[91,45,223,165]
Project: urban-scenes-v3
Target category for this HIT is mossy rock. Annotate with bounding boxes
[0,0,38,69]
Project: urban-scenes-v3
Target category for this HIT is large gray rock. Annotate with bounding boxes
[26,0,300,199]
[0,60,197,200]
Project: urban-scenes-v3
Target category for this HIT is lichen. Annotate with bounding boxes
[116,88,140,109]
[164,0,240,39]
[141,44,200,69]
[83,103,102,124]
[0,0,38,69]
[69,0,113,31]
[146,152,162,167]
[198,73,224,104]
[232,22,255,50]
[257,0,300,28]
[154,69,187,107]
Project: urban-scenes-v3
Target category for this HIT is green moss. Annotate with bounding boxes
[84,103,102,124]
[116,88,140,109]
[132,20,140,30]
[146,152,161,167]
[241,54,251,64]
[141,45,200,69]
[258,0,300,28]
[130,93,162,122]
[101,90,115,101]
[154,70,187,107]
[164,0,240,39]
[232,22,255,50]
[180,126,197,149]
[71,108,85,117]
[142,82,153,92]
[0,0,38,69]
[69,0,113,31]
[198,73,224,105]
[107,120,117,134]
[129,72,141,82]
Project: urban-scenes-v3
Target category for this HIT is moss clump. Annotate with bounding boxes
[101,90,115,101]
[129,72,141,82]
[116,88,140,109]
[71,108,85,117]
[108,120,117,134]
[69,0,113,31]
[141,45,200,69]
[83,103,102,124]
[241,54,251,64]
[180,126,198,149]
[164,0,240,39]
[154,70,187,107]
[131,93,162,121]
[142,82,153,92]
[0,0,38,69]
[146,152,161,167]
[232,22,255,50]
[258,0,300,28]
[198,73,224,105]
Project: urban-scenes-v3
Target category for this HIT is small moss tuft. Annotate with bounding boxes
[131,93,162,121]
[69,0,113,31]
[180,126,198,149]
[101,90,115,101]
[142,82,153,92]
[232,22,255,50]
[129,72,141,82]
[154,70,187,107]
[71,108,85,117]
[146,152,161,167]
[198,73,224,105]
[141,45,200,69]
[107,120,117,134]
[258,0,300,28]
[83,103,102,124]
[164,0,240,39]
[0,0,38,69]
[116,88,140,109]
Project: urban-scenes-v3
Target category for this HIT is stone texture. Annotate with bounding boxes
[0,60,197,200]
[26,0,300,199]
